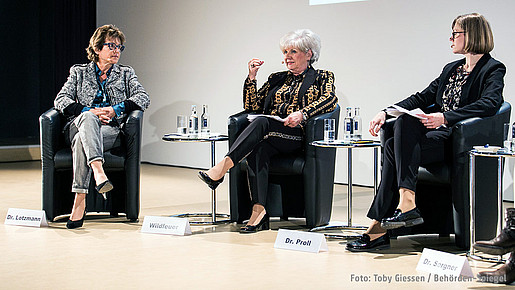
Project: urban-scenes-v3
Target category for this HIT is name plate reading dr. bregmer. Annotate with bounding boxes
[141,216,192,236]
[274,229,328,253]
[4,208,48,227]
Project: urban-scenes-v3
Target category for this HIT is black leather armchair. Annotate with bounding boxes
[228,105,340,227]
[380,102,511,249]
[39,108,143,221]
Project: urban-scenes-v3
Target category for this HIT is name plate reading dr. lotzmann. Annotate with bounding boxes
[274,229,328,253]
[141,216,192,236]
[4,208,48,227]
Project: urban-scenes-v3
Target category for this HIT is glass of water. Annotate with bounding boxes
[504,123,512,152]
[177,115,188,134]
[324,119,335,142]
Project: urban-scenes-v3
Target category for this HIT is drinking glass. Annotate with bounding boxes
[324,119,335,142]
[504,123,512,152]
[177,115,188,134]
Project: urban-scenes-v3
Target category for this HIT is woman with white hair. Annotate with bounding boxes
[198,29,338,233]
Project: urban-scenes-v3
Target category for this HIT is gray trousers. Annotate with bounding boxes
[67,111,120,193]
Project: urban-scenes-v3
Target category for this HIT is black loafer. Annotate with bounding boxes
[345,233,390,252]
[381,208,424,230]
[198,171,224,190]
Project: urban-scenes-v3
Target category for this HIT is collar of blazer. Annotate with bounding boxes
[440,53,492,104]
[87,61,121,85]
[263,67,317,114]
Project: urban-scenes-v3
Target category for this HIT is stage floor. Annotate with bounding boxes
[0,161,509,289]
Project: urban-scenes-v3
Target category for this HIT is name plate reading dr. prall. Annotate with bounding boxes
[274,229,328,253]
[4,208,48,228]
[141,216,192,236]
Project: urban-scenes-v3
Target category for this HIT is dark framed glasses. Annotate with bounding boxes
[103,42,125,52]
[450,31,466,40]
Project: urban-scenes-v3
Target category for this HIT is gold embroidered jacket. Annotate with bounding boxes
[243,67,338,120]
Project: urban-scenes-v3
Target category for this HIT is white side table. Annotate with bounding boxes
[162,133,231,224]
[309,140,380,238]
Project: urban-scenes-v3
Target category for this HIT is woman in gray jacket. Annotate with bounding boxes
[54,24,150,229]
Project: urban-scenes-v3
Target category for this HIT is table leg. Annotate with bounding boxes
[374,147,378,196]
[348,147,353,226]
[211,140,216,223]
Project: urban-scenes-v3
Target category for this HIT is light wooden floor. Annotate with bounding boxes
[0,161,510,289]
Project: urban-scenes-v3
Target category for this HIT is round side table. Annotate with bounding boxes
[162,133,231,224]
[309,140,380,239]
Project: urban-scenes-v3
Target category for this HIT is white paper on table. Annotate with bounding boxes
[247,114,287,123]
[386,104,427,120]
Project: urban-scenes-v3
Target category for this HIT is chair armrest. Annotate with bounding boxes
[304,105,340,144]
[303,104,340,227]
[228,111,251,146]
[122,110,143,160]
[39,108,63,160]
[451,102,511,159]
[380,118,396,146]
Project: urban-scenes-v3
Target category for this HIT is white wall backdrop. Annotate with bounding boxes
[97,0,515,190]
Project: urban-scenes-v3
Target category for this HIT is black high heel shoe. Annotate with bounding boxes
[198,171,224,190]
[66,210,86,229]
[240,214,270,234]
[95,180,113,200]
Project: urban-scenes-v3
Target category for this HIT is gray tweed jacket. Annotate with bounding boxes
[54,62,150,122]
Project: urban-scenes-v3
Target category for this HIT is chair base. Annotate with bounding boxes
[171,213,231,225]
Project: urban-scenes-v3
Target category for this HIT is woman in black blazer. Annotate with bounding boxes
[347,13,505,252]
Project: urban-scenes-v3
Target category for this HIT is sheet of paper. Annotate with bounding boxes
[247,114,287,123]
[386,104,427,120]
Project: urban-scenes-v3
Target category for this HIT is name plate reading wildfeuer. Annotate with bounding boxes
[4,208,48,227]
[274,229,328,253]
[141,216,192,236]
[416,248,473,278]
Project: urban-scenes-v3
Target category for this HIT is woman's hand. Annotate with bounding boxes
[284,111,303,128]
[369,111,386,137]
[248,58,264,80]
[89,107,114,124]
[417,112,447,129]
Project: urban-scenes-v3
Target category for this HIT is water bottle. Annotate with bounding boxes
[189,105,199,135]
[343,107,353,141]
[200,104,210,136]
[352,107,362,140]
[512,122,515,152]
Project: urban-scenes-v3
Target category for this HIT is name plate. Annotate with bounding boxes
[4,208,48,227]
[141,216,192,236]
[274,229,328,253]
[416,248,473,278]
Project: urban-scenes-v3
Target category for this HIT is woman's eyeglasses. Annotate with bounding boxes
[450,31,466,40]
[103,43,125,52]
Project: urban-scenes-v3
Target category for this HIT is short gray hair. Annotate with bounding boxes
[279,29,321,65]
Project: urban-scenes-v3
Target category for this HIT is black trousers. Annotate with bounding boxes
[367,114,452,221]
[227,117,303,206]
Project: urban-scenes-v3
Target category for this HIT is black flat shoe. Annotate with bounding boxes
[345,233,390,252]
[240,214,270,234]
[66,211,86,229]
[95,180,113,200]
[381,208,424,230]
[198,171,224,190]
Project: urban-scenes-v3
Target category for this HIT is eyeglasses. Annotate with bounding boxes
[103,42,125,52]
[450,31,466,40]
